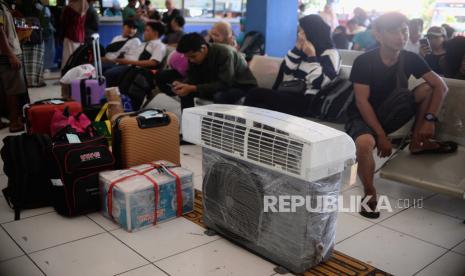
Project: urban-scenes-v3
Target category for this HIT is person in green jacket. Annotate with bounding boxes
[172,33,257,110]
[122,0,144,38]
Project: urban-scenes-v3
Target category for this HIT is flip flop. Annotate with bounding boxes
[359,195,380,219]
[411,141,458,155]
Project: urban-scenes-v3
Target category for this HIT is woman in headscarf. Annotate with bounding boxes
[60,0,88,69]
[244,14,341,117]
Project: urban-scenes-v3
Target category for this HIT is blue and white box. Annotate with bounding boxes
[100,161,194,232]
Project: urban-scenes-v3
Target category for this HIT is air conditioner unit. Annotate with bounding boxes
[182,105,356,273]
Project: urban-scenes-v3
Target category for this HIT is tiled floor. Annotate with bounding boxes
[0,84,464,275]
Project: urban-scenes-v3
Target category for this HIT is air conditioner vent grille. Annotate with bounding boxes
[201,116,246,156]
[247,129,303,175]
[200,114,304,176]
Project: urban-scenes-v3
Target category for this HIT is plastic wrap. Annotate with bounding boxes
[201,148,345,273]
[100,161,194,232]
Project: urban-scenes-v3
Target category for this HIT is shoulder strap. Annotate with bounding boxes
[272,61,286,90]
[105,37,133,53]
[396,52,408,89]
[95,103,109,122]
[138,43,151,61]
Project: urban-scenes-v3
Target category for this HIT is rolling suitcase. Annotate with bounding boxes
[112,109,180,169]
[24,99,82,135]
[70,34,106,107]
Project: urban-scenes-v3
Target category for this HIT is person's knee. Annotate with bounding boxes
[355,134,376,157]
[414,83,433,103]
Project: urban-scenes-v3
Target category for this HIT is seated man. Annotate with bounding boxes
[103,19,141,63]
[162,15,185,47]
[169,33,257,110]
[208,21,237,48]
[104,21,167,87]
[346,12,453,219]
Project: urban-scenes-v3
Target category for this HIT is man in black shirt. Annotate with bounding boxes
[162,0,181,34]
[346,12,450,219]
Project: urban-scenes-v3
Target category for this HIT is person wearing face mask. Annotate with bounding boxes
[243,14,341,117]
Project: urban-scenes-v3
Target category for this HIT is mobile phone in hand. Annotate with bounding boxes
[419,38,431,52]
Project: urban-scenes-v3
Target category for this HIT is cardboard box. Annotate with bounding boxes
[100,161,194,232]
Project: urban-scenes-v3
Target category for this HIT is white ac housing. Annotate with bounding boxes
[182,105,356,181]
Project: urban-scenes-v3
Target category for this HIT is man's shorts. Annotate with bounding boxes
[345,117,378,141]
[345,87,419,141]
[0,60,27,96]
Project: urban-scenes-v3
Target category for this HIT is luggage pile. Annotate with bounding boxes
[1,35,190,232]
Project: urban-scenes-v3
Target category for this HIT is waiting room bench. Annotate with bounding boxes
[380,77,465,199]
[196,55,465,199]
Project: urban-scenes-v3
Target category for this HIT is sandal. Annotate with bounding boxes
[411,141,458,155]
[9,122,24,133]
[359,195,380,219]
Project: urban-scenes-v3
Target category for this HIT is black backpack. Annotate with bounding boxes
[61,42,106,76]
[1,134,53,220]
[311,77,354,123]
[119,67,156,110]
[239,31,265,62]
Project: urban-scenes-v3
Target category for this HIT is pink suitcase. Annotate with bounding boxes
[70,34,106,106]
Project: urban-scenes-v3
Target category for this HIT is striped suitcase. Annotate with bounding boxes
[112,109,180,169]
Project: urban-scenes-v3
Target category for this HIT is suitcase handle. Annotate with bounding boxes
[32,98,69,104]
[134,109,170,129]
[112,108,170,129]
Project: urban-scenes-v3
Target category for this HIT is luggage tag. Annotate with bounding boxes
[138,110,163,119]
[136,110,170,129]
[51,179,64,187]
[48,100,65,105]
[66,134,81,144]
